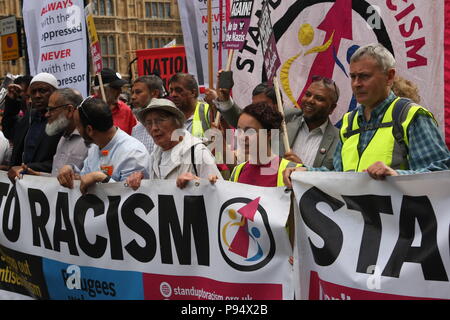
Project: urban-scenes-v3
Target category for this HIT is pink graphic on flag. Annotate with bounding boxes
[228,197,261,258]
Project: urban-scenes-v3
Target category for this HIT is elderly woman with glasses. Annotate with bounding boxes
[125,98,221,190]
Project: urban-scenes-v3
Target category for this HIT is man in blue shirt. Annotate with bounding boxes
[57,97,150,194]
[283,43,450,187]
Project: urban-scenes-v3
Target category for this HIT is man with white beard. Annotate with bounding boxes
[21,88,90,177]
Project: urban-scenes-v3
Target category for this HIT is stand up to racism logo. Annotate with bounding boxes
[218,197,275,271]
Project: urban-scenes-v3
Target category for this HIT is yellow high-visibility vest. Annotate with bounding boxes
[191,101,210,138]
[340,97,434,172]
[230,158,302,187]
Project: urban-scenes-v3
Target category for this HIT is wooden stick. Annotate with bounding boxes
[273,76,291,153]
[207,0,214,89]
[97,73,107,103]
[225,49,234,71]
[127,33,136,81]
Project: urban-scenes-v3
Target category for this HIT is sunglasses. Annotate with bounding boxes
[77,96,93,124]
[311,75,339,101]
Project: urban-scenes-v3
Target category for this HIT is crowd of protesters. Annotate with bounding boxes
[0,42,449,218]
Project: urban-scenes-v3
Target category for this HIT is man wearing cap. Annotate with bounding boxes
[3,72,63,181]
[94,68,136,135]
[57,97,150,194]
[125,98,221,189]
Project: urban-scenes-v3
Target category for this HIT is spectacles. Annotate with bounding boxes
[77,96,93,124]
[46,104,70,113]
[311,75,339,101]
[144,117,171,129]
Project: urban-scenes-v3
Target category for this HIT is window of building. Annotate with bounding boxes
[94,0,114,16]
[152,3,158,18]
[145,2,151,18]
[154,38,160,48]
[159,3,164,18]
[100,35,117,70]
[106,0,114,16]
[145,2,171,19]
[147,38,153,49]
[165,3,171,18]
[98,0,105,15]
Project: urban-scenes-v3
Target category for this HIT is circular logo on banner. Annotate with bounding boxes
[160,282,172,298]
[218,197,275,271]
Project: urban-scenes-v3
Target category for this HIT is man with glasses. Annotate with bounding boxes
[283,43,450,187]
[19,88,89,177]
[210,76,340,169]
[3,72,62,182]
[57,97,150,194]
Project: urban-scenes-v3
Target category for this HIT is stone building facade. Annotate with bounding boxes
[0,0,183,80]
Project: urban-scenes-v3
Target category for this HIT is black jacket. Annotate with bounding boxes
[2,97,62,172]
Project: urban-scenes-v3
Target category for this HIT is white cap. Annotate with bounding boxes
[30,72,59,89]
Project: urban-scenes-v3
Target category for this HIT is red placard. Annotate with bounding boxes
[136,46,188,89]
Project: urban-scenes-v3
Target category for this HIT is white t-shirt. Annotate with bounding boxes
[0,131,10,165]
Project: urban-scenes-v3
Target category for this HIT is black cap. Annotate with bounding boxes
[94,68,128,88]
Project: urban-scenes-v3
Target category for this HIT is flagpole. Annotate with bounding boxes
[273,76,291,154]
[207,0,214,89]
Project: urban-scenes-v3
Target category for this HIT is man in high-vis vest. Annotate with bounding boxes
[168,73,212,139]
[283,43,450,187]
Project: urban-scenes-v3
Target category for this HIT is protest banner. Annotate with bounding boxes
[177,0,228,89]
[0,173,293,300]
[228,0,449,142]
[291,171,450,300]
[136,46,188,89]
[257,1,280,87]
[22,0,88,97]
[84,3,102,75]
[224,0,254,50]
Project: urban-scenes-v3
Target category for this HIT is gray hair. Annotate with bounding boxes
[350,43,396,72]
[147,109,184,129]
[133,75,165,97]
[169,73,199,98]
[53,88,83,107]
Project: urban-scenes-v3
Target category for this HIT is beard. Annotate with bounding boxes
[45,114,70,136]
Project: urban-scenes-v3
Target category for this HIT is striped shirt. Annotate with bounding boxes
[309,92,450,173]
[132,122,154,155]
[291,118,329,167]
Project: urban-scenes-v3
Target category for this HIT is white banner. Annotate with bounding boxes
[23,0,88,97]
[230,1,445,130]
[0,173,293,300]
[292,171,450,300]
[177,0,228,89]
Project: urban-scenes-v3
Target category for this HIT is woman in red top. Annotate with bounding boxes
[176,102,301,187]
